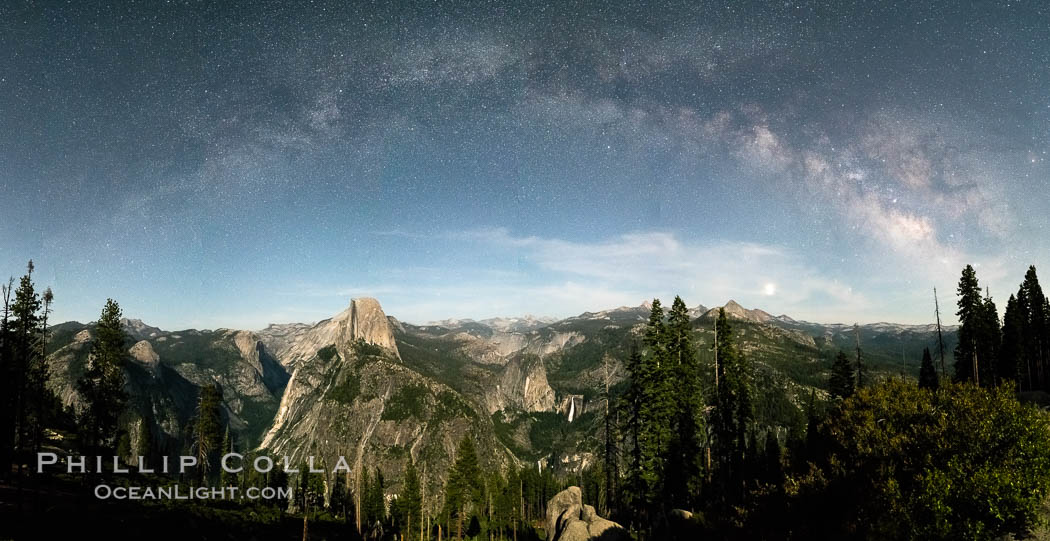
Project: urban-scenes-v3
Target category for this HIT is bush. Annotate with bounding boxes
[796,379,1050,540]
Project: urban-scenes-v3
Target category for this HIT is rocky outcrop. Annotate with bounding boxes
[524,331,585,357]
[491,355,555,413]
[257,297,400,369]
[545,487,629,541]
[703,300,773,323]
[45,318,292,448]
[259,320,515,501]
[229,330,289,394]
[121,318,164,340]
[129,340,161,379]
[349,297,399,354]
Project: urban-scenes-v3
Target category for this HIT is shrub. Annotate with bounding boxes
[797,379,1050,540]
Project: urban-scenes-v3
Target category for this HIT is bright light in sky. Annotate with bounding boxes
[764,283,777,296]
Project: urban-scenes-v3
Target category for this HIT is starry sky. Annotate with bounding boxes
[2,0,1048,329]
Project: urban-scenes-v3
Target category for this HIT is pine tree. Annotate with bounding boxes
[762,430,784,486]
[919,347,939,390]
[601,352,619,517]
[622,343,645,514]
[220,425,237,488]
[633,298,674,515]
[360,467,373,528]
[953,265,984,383]
[401,457,423,540]
[711,308,753,501]
[1021,267,1048,390]
[829,351,855,399]
[1001,294,1024,388]
[192,384,223,483]
[77,298,129,455]
[853,325,867,389]
[330,471,349,519]
[621,300,680,516]
[0,276,14,476]
[9,264,40,465]
[664,296,703,508]
[365,466,386,529]
[7,261,57,467]
[444,435,481,540]
[978,290,1001,386]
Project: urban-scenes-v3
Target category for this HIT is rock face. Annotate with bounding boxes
[257,297,400,369]
[557,394,585,422]
[259,297,511,497]
[545,486,629,541]
[129,340,161,378]
[703,299,773,323]
[349,297,400,353]
[45,319,291,449]
[491,354,556,413]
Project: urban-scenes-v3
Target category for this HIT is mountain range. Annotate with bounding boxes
[43,298,958,498]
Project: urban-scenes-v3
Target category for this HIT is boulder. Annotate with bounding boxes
[546,487,629,541]
[558,520,591,541]
[546,486,582,538]
[659,508,701,540]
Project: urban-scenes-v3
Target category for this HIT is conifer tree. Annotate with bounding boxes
[1001,294,1024,388]
[762,431,784,486]
[601,352,619,517]
[853,324,868,389]
[1021,266,1048,390]
[711,308,753,499]
[919,347,939,390]
[0,276,14,476]
[630,299,675,515]
[953,265,984,383]
[829,351,855,399]
[360,467,373,529]
[444,435,481,540]
[77,298,129,455]
[664,296,703,507]
[9,264,40,464]
[363,466,386,529]
[220,425,237,488]
[622,343,645,513]
[401,457,423,540]
[978,290,1001,386]
[191,384,223,483]
[8,261,58,466]
[330,472,349,519]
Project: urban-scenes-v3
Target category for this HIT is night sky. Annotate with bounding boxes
[2,1,1048,329]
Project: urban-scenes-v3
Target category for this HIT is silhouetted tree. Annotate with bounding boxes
[1001,294,1024,388]
[919,347,939,390]
[664,296,704,508]
[829,351,855,399]
[191,384,222,483]
[77,298,129,455]
[711,308,753,502]
[1021,267,1049,390]
[954,265,986,384]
